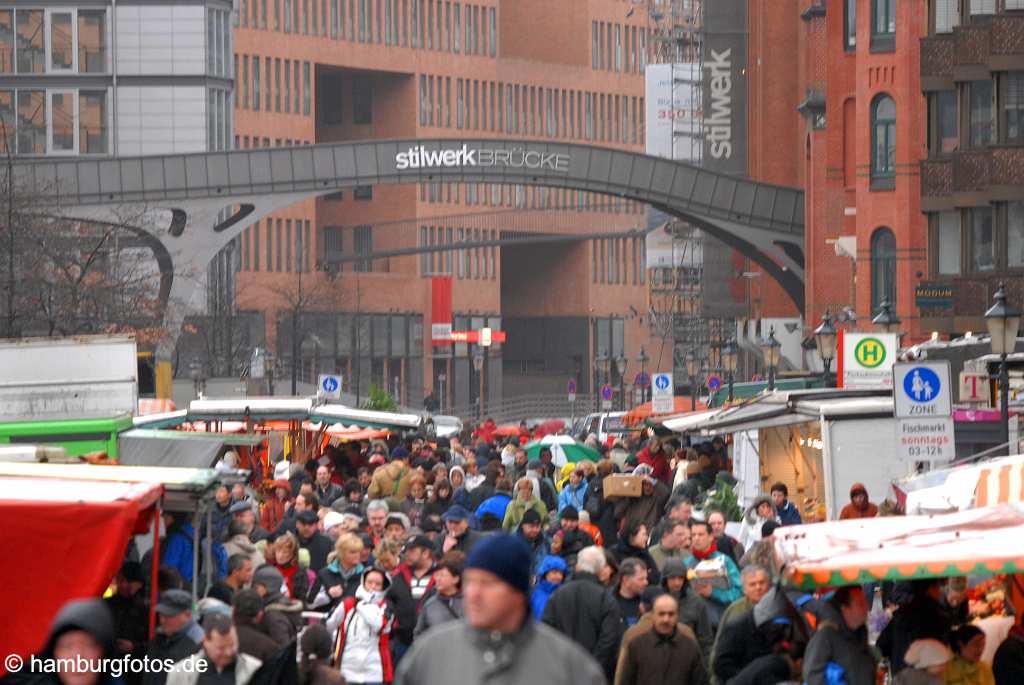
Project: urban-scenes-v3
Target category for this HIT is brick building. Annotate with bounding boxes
[920,1,1024,334]
[232,0,659,410]
[798,0,928,341]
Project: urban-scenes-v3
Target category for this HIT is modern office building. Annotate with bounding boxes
[232,0,660,411]
[920,0,1024,334]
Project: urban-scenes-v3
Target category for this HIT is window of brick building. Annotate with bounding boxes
[871,0,895,50]
[870,93,896,184]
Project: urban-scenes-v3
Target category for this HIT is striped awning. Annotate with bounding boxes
[975,456,1024,507]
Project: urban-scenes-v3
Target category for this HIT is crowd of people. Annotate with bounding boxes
[13,427,1024,685]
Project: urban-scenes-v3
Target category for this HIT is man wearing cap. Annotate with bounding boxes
[367,444,415,504]
[385,513,411,543]
[389,535,436,655]
[515,507,550,574]
[395,533,605,685]
[322,510,348,541]
[295,509,333,572]
[661,558,713,662]
[227,500,269,545]
[272,491,319,539]
[548,506,595,569]
[542,545,623,682]
[251,565,303,646]
[438,505,483,556]
[616,593,708,685]
[144,589,203,685]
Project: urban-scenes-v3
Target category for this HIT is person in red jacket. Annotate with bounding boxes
[636,437,672,484]
[260,480,291,533]
[839,483,879,520]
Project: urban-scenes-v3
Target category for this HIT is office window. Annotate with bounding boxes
[252,58,260,111]
[78,10,106,74]
[303,62,311,114]
[870,228,897,311]
[969,79,993,147]
[353,75,372,123]
[599,22,605,69]
[294,61,301,112]
[591,21,599,69]
[639,28,646,68]
[265,57,272,111]
[933,90,957,153]
[473,80,479,129]
[615,24,622,71]
[870,94,895,178]
[845,0,856,48]
[294,0,301,32]
[453,3,460,51]
[427,0,433,48]
[935,211,960,275]
[274,59,281,111]
[872,0,895,39]
[285,220,292,272]
[242,56,249,108]
[354,185,372,200]
[934,0,959,33]
[488,8,496,56]
[284,59,291,112]
[285,0,293,30]
[252,222,261,272]
[266,219,274,271]
[275,0,281,30]
[1005,72,1024,142]
[79,90,106,154]
[1009,202,1024,268]
[970,0,997,18]
[15,10,43,74]
[354,225,373,272]
[970,207,994,272]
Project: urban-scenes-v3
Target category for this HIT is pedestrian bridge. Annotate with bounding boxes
[11,138,806,337]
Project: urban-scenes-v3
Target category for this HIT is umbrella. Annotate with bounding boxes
[524,434,600,467]
[772,504,1024,590]
[624,397,707,426]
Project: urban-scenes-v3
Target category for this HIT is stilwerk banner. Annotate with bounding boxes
[395,144,570,172]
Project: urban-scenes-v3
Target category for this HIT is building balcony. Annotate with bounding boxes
[922,15,1024,89]
[921,146,1024,208]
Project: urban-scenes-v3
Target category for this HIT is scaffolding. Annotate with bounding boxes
[644,0,735,382]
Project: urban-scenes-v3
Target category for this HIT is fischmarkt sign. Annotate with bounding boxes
[841,332,898,389]
[395,144,570,172]
[897,416,956,462]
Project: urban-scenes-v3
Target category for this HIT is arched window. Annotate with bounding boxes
[871,227,897,312]
[871,94,896,179]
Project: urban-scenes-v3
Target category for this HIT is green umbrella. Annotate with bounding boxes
[524,435,600,467]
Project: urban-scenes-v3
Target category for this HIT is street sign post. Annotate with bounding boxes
[318,374,343,400]
[567,379,577,404]
[601,383,613,411]
[893,361,955,462]
[706,374,722,393]
[841,332,898,389]
[652,372,674,415]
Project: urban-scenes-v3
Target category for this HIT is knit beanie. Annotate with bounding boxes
[465,532,531,596]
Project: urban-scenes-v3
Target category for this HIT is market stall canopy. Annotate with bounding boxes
[975,455,1024,507]
[0,461,226,511]
[660,409,722,434]
[897,454,1024,514]
[0,475,162,674]
[302,421,391,441]
[132,409,189,429]
[310,404,422,431]
[117,429,264,469]
[773,504,1024,590]
[188,397,314,421]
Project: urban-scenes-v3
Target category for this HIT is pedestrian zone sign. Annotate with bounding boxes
[318,374,342,399]
[893,361,952,418]
[841,332,897,389]
[652,373,674,415]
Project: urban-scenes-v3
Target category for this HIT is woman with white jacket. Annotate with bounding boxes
[737,495,781,552]
[326,567,394,684]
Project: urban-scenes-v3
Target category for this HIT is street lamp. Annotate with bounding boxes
[985,283,1020,455]
[473,346,485,421]
[761,327,782,392]
[636,345,649,403]
[615,354,628,410]
[686,350,699,410]
[872,299,902,335]
[189,357,206,399]
[814,311,838,388]
[722,338,738,403]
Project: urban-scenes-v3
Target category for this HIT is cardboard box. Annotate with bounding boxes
[604,474,643,498]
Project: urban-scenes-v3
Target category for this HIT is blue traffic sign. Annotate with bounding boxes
[654,374,671,391]
[706,374,722,392]
[567,379,577,394]
[601,384,614,401]
[634,372,651,388]
[321,376,340,393]
[902,366,941,403]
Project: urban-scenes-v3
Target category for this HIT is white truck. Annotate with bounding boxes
[0,335,138,422]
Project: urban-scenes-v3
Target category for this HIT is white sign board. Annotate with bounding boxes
[318,374,343,400]
[841,332,898,389]
[645,63,702,162]
[897,417,956,462]
[893,361,952,418]
[959,371,989,404]
[652,372,675,415]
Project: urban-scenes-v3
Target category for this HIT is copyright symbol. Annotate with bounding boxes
[4,654,23,672]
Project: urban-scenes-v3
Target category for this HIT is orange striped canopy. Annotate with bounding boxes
[772,504,1024,590]
[975,457,1024,507]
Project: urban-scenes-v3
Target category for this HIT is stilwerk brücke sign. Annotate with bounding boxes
[395,144,570,172]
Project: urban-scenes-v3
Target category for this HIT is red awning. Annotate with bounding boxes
[0,477,162,673]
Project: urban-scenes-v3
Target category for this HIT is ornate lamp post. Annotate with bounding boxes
[985,283,1020,455]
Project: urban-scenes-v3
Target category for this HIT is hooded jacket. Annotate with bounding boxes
[558,478,589,513]
[802,602,877,685]
[326,568,394,684]
[530,556,567,621]
[502,495,548,531]
[840,483,880,520]
[223,533,264,570]
[475,491,512,525]
[261,580,305,646]
[22,599,126,685]
[368,459,414,505]
[737,497,780,551]
[414,589,464,638]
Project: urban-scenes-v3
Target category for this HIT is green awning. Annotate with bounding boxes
[707,377,824,408]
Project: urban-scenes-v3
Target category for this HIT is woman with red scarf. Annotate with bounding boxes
[272,532,313,601]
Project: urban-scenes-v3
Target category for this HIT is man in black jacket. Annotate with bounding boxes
[542,545,622,682]
[295,510,333,571]
[436,505,483,556]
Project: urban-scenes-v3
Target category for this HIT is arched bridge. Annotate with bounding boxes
[12,138,805,342]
